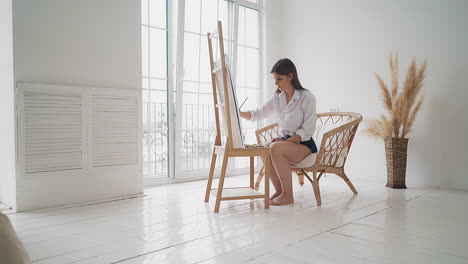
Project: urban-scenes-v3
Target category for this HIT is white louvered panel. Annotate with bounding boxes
[24,92,83,173]
[92,95,138,167]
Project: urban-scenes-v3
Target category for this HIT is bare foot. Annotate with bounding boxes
[270,195,294,206]
[270,192,282,200]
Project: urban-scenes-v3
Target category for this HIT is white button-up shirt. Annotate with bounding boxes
[249,89,317,141]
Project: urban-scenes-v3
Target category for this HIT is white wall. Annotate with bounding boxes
[13,0,142,210]
[266,0,468,190]
[0,0,16,209]
[13,0,141,89]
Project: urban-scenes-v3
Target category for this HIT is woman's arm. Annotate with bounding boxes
[285,134,302,143]
[240,111,251,120]
[246,95,275,121]
[271,134,301,143]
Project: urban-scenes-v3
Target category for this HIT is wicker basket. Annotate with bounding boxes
[384,138,409,189]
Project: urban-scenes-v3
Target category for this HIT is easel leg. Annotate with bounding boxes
[205,148,217,202]
[264,153,270,209]
[250,156,254,189]
[214,154,229,213]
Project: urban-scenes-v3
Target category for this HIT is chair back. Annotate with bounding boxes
[314,112,362,169]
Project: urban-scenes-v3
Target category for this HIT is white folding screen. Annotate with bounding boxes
[17,82,142,211]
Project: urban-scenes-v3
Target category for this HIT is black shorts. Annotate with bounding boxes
[280,135,318,153]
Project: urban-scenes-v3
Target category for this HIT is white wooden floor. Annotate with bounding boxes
[6,174,468,264]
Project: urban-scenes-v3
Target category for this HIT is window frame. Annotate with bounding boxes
[143,0,264,184]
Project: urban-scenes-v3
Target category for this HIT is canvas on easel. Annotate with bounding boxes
[213,56,244,148]
[204,21,270,213]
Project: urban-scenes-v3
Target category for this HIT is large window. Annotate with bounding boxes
[142,0,262,180]
[178,0,232,172]
[141,0,169,179]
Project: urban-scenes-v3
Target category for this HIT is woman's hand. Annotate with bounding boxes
[239,111,251,120]
[271,137,283,142]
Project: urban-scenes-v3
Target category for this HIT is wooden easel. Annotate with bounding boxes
[204,21,270,213]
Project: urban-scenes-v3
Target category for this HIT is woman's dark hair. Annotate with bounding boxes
[270,58,306,93]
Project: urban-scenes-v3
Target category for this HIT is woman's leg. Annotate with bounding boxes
[269,142,311,205]
[266,155,282,200]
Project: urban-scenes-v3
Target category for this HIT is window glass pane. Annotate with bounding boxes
[149,0,166,28]
[141,0,149,25]
[236,86,247,111]
[142,77,149,89]
[222,39,233,60]
[199,83,212,94]
[199,40,211,83]
[238,7,246,46]
[185,0,201,33]
[143,86,149,140]
[183,81,198,93]
[242,88,259,121]
[236,45,246,87]
[142,26,149,77]
[149,95,167,129]
[198,93,214,129]
[149,79,167,129]
[148,80,168,128]
[182,92,199,129]
[151,131,168,174]
[154,130,168,175]
[149,28,167,78]
[218,0,228,24]
[142,88,149,102]
[199,92,213,106]
[150,78,167,91]
[143,132,149,175]
[149,90,167,103]
[183,33,200,82]
[201,0,218,35]
[246,0,257,4]
[245,8,258,48]
[198,93,212,129]
[245,47,258,87]
[143,100,148,128]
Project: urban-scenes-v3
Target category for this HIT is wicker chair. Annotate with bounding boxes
[254,112,363,205]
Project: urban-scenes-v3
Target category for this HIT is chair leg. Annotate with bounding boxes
[250,157,254,189]
[214,154,229,213]
[254,166,265,191]
[312,172,322,206]
[296,172,305,186]
[205,148,217,202]
[338,170,358,194]
[263,153,270,209]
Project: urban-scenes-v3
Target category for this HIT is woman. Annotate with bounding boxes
[240,58,317,206]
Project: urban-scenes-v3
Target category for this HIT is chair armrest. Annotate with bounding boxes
[255,123,279,145]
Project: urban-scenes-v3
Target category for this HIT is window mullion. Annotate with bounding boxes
[231,0,240,88]
[197,0,203,170]
[174,0,186,176]
[167,0,176,180]
[146,0,152,178]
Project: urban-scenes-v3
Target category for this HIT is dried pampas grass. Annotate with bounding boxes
[367,53,427,139]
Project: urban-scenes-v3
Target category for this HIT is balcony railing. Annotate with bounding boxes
[143,102,258,178]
